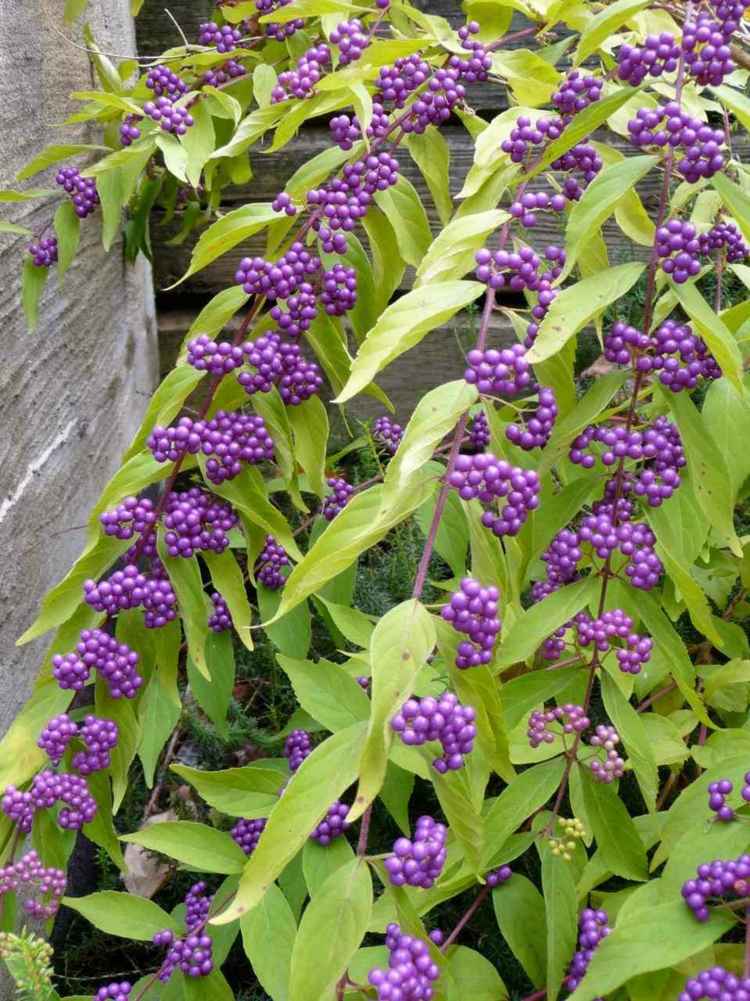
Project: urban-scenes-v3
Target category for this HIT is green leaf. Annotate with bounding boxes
[123,366,205,462]
[21,257,48,331]
[181,101,216,187]
[327,233,378,342]
[138,621,181,786]
[214,722,367,923]
[240,883,297,1001]
[303,837,354,897]
[600,674,657,812]
[286,398,328,497]
[492,48,561,106]
[17,144,107,180]
[64,0,89,22]
[277,655,370,732]
[187,631,235,738]
[374,175,432,268]
[483,757,567,860]
[494,577,600,670]
[70,90,141,115]
[157,543,210,678]
[567,903,734,1001]
[502,666,583,732]
[579,767,647,880]
[121,821,247,874]
[672,279,744,395]
[492,875,547,987]
[542,848,578,1001]
[415,210,509,287]
[351,600,436,821]
[257,0,355,24]
[0,188,55,202]
[335,282,483,403]
[526,263,645,364]
[288,859,373,1001]
[202,85,243,124]
[712,168,750,244]
[155,133,189,183]
[574,0,652,63]
[53,200,80,284]
[182,286,249,345]
[258,586,311,658]
[62,891,178,939]
[211,106,284,161]
[562,156,658,277]
[168,203,279,287]
[0,221,32,236]
[702,375,750,496]
[444,947,508,1001]
[407,130,452,226]
[96,143,155,252]
[317,599,375,648]
[203,549,254,652]
[362,207,405,314]
[434,769,485,875]
[209,466,301,561]
[172,761,285,819]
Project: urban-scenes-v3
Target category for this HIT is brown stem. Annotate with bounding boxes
[637,681,677,713]
[715,250,725,313]
[357,805,372,856]
[520,991,547,1001]
[440,884,490,951]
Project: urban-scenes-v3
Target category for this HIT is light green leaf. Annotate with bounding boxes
[168,203,279,287]
[492,48,561,106]
[21,257,48,331]
[415,210,509,288]
[600,674,657,812]
[240,883,297,1001]
[203,549,254,652]
[62,891,178,940]
[526,263,645,364]
[121,821,247,874]
[494,578,600,670]
[483,757,567,860]
[318,599,375,648]
[172,761,285,819]
[351,601,436,822]
[492,875,547,987]
[567,903,734,1001]
[407,130,453,226]
[434,769,485,875]
[53,200,81,283]
[208,466,301,561]
[213,722,367,923]
[155,133,189,183]
[672,279,744,394]
[257,0,356,23]
[211,106,284,160]
[157,542,210,678]
[202,86,242,124]
[138,620,181,786]
[123,366,205,461]
[444,947,508,1001]
[17,144,107,181]
[335,283,483,403]
[362,207,405,314]
[542,848,578,1001]
[285,396,328,499]
[0,221,32,236]
[303,837,354,897]
[288,859,373,1001]
[374,175,432,268]
[579,767,647,880]
[187,631,235,738]
[258,586,311,659]
[70,90,141,115]
[574,0,652,63]
[277,655,370,732]
[0,188,55,202]
[181,100,216,187]
[562,156,658,277]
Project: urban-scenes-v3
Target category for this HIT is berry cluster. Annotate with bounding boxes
[2,770,97,832]
[502,115,565,163]
[524,249,565,345]
[588,724,625,783]
[577,501,663,590]
[148,411,274,482]
[441,578,501,668]
[527,704,590,749]
[198,21,241,51]
[144,96,194,136]
[486,865,513,888]
[464,343,532,396]
[231,817,266,855]
[256,535,289,590]
[509,188,567,228]
[682,854,750,921]
[384,816,447,889]
[256,0,303,40]
[272,44,331,102]
[565,909,611,993]
[95,983,131,1001]
[376,54,429,106]
[708,778,736,822]
[576,610,653,674]
[310,801,350,844]
[284,729,312,772]
[155,883,214,980]
[447,453,540,538]
[28,236,58,267]
[390,693,477,772]
[320,263,358,315]
[656,218,702,282]
[322,476,354,520]
[552,71,602,116]
[237,335,322,402]
[55,167,99,219]
[627,103,725,182]
[202,59,245,86]
[330,20,370,65]
[475,246,543,292]
[146,65,188,98]
[550,817,586,861]
[368,924,440,1001]
[0,851,66,919]
[53,629,143,699]
[307,152,400,253]
[100,495,156,541]
[652,319,721,391]
[680,968,750,1001]
[187,335,244,375]
[506,386,557,450]
[164,488,238,557]
[683,13,734,86]
[603,320,652,367]
[550,142,603,201]
[449,21,492,83]
[373,415,403,455]
[401,66,465,134]
[468,411,490,449]
[700,219,750,262]
[617,34,680,84]
[38,714,79,765]
[208,592,232,632]
[72,716,119,775]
